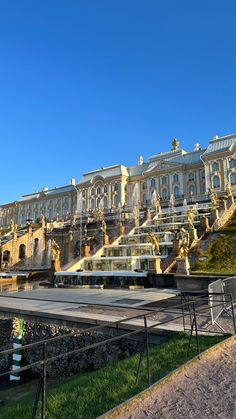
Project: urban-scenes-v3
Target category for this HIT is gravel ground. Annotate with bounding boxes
[110,338,236,419]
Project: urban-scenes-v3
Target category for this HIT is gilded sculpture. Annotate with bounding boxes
[226,182,232,198]
[177,228,190,257]
[51,239,60,261]
[10,219,18,234]
[148,231,160,255]
[210,191,218,210]
[101,219,107,236]
[187,209,195,229]
[156,194,161,214]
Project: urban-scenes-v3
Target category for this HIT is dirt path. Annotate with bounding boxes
[109,338,236,419]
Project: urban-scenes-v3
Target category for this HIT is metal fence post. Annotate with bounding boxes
[230,294,236,334]
[181,293,186,331]
[144,316,151,387]
[42,342,47,419]
[192,302,200,359]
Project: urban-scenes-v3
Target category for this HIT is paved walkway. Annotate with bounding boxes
[110,338,236,419]
[0,288,183,332]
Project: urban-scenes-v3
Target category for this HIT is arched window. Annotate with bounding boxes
[213,175,220,189]
[161,188,168,200]
[19,244,26,260]
[34,238,39,254]
[142,181,147,190]
[161,176,167,185]
[212,161,219,172]
[188,172,195,182]
[82,189,86,197]
[48,207,53,220]
[150,178,156,188]
[82,199,86,210]
[143,194,147,204]
[3,250,10,262]
[104,185,108,194]
[230,173,236,186]
[96,187,101,195]
[173,173,179,183]
[189,184,195,196]
[174,186,180,198]
[90,199,95,209]
[114,195,119,208]
[201,170,205,179]
[114,183,119,192]
[96,197,100,208]
[201,182,206,194]
[104,196,108,208]
[91,188,95,196]
[229,158,236,169]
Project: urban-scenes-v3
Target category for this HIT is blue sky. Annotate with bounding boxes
[1,1,236,203]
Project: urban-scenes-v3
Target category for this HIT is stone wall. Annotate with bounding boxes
[0,319,140,380]
[0,226,46,270]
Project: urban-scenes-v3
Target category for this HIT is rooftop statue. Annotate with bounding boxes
[171,138,180,151]
[148,231,160,255]
[51,239,60,261]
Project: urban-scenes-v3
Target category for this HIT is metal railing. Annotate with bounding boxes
[0,292,234,418]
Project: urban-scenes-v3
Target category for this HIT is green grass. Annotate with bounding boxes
[0,334,227,419]
[192,213,236,275]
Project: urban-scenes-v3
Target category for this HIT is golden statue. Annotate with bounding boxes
[10,219,18,233]
[41,214,46,228]
[148,231,160,255]
[82,235,94,244]
[133,206,139,227]
[156,194,161,214]
[226,182,232,198]
[101,219,107,236]
[177,228,190,257]
[210,191,218,210]
[51,239,60,261]
[171,138,180,151]
[187,209,195,229]
[93,208,104,222]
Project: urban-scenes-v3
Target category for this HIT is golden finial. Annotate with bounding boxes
[171,138,180,151]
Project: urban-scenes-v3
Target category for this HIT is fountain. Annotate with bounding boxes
[131,183,140,208]
[151,190,157,209]
[168,194,175,213]
[183,198,188,213]
[76,190,83,215]
[46,239,52,268]
[33,233,44,268]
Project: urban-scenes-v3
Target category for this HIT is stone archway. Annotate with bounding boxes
[19,244,26,260]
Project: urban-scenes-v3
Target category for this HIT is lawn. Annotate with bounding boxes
[191,214,236,275]
[0,333,227,419]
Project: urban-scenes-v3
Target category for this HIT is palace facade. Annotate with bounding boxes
[1,134,236,227]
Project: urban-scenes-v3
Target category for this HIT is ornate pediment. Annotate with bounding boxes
[144,159,183,173]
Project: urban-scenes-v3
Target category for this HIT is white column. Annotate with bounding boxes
[196,170,200,195]
[205,163,211,192]
[179,173,184,196]
[169,175,173,194]
[223,159,228,188]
